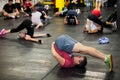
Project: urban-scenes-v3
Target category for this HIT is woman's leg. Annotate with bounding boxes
[10,19,32,33]
[35,21,43,29]
[72,42,106,61]
[25,35,38,42]
[24,35,42,44]
[33,33,51,38]
[72,42,113,72]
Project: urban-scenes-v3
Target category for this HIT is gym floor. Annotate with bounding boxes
[0,7,119,80]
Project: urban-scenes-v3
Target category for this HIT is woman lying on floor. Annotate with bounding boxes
[0,19,51,44]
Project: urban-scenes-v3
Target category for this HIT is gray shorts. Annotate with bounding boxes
[55,35,77,54]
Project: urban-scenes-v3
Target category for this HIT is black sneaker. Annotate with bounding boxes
[46,33,51,37]
[38,40,43,44]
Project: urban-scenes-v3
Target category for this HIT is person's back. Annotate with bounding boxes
[31,11,42,25]
[66,10,78,17]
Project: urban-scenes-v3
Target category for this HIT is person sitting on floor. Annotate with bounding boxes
[23,0,34,16]
[0,19,51,44]
[2,0,20,19]
[14,0,24,12]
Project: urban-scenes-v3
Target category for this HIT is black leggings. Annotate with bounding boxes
[106,10,116,22]
[10,19,34,37]
[87,14,105,25]
[87,14,111,28]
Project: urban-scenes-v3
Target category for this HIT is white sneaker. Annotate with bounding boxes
[77,9,81,14]
[16,15,20,18]
[112,21,117,31]
[9,15,15,19]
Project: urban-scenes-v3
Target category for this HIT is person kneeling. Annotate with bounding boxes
[64,10,78,25]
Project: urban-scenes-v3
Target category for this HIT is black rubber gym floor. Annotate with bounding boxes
[0,7,119,80]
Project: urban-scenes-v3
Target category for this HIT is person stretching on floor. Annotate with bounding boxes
[51,34,113,72]
[0,19,51,44]
[64,10,79,25]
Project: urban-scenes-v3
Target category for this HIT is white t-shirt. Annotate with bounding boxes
[31,11,42,25]
[85,19,97,31]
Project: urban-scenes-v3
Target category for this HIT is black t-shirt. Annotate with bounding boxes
[3,3,16,13]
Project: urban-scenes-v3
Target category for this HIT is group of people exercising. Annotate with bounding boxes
[0,0,116,73]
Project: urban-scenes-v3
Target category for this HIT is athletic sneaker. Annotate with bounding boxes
[105,54,113,72]
[38,40,43,44]
[112,21,117,31]
[0,29,6,38]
